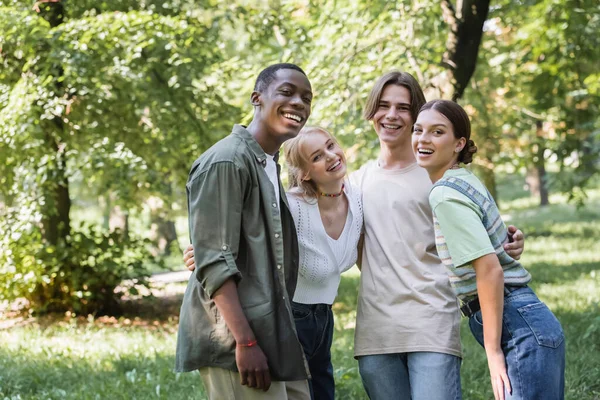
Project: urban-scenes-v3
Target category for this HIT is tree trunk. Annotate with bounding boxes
[40,132,71,246]
[477,162,498,204]
[157,218,179,255]
[526,121,549,206]
[440,0,491,100]
[39,1,71,246]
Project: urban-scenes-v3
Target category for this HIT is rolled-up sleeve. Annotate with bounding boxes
[187,161,244,298]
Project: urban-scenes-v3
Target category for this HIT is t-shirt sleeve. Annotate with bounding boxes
[430,187,495,267]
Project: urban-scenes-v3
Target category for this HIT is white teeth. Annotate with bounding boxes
[418,149,433,154]
[382,124,401,129]
[327,160,341,171]
[284,113,301,122]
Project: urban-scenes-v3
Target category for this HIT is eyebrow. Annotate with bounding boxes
[379,100,411,106]
[309,139,332,157]
[277,82,313,96]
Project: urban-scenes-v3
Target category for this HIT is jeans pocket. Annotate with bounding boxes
[517,302,565,348]
[292,303,312,321]
[472,310,484,326]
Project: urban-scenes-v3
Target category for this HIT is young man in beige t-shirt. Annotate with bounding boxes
[350,71,524,400]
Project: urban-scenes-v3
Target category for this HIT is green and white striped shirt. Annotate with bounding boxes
[429,169,531,302]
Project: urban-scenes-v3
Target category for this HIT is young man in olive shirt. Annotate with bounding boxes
[175,64,313,400]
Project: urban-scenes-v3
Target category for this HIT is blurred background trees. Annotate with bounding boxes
[1,0,598,314]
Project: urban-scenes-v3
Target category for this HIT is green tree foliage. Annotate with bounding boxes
[0,0,598,313]
[0,0,239,313]
[462,0,600,204]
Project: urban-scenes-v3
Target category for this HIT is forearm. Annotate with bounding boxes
[474,254,505,353]
[212,279,255,344]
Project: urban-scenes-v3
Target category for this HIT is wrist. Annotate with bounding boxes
[485,345,503,355]
[236,339,258,348]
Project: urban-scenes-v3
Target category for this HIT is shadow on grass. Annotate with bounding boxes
[120,292,184,322]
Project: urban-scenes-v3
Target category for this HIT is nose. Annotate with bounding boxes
[385,106,399,120]
[289,93,305,109]
[418,131,431,143]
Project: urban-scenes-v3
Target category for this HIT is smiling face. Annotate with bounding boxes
[372,84,414,148]
[252,68,313,149]
[412,109,466,180]
[300,129,346,190]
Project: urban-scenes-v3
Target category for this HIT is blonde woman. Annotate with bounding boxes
[185,126,363,400]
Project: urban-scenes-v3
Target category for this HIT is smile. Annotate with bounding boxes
[283,113,302,123]
[418,148,434,154]
[327,160,342,171]
[382,124,401,130]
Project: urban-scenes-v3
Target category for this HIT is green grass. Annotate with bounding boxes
[1,177,599,399]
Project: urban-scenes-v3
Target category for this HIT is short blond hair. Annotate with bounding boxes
[284,126,341,199]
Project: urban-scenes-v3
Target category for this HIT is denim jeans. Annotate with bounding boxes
[469,286,565,400]
[292,302,335,400]
[358,352,462,400]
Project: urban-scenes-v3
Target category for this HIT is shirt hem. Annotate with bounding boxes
[354,345,462,359]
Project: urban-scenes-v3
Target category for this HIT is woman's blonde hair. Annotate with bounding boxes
[284,126,342,199]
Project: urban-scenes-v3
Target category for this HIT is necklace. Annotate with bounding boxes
[319,183,345,198]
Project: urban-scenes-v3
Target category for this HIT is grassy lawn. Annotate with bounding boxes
[1,180,599,399]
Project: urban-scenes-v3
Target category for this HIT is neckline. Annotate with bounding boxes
[374,160,420,175]
[317,193,351,241]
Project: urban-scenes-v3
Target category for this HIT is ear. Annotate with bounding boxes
[455,137,467,153]
[250,91,261,107]
[301,172,311,182]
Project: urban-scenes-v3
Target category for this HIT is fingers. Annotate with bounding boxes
[255,369,265,391]
[239,370,248,386]
[492,376,504,400]
[263,369,271,391]
[511,229,524,242]
[183,244,196,271]
[502,370,512,395]
[504,244,523,260]
[185,256,195,271]
[246,370,257,389]
[504,226,525,260]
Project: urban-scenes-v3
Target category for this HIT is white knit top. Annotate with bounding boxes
[287,181,363,305]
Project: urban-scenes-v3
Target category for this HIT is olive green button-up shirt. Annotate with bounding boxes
[175,125,308,381]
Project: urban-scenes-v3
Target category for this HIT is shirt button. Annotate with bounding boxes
[274,233,280,239]
[221,245,227,251]
[277,264,282,270]
[272,203,277,208]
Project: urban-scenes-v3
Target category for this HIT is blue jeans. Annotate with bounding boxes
[292,302,335,400]
[469,286,565,400]
[358,352,462,400]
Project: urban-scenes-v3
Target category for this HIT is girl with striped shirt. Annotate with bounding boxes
[412,100,565,400]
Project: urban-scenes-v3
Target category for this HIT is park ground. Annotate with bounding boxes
[1,175,599,400]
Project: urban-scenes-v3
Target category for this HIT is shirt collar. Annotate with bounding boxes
[232,124,280,166]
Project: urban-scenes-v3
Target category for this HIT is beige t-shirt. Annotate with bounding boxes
[351,161,461,358]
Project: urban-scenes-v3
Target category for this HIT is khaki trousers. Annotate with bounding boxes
[199,367,310,400]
